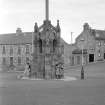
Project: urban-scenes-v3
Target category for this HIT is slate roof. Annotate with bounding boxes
[0,32,33,45]
[0,32,67,45]
[90,29,105,40]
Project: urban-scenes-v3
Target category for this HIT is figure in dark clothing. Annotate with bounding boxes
[55,64,59,79]
[28,63,31,78]
[81,66,84,80]
[55,63,64,79]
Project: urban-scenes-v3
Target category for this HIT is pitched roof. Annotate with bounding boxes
[0,32,68,45]
[0,32,33,45]
[76,23,105,41]
[92,29,105,40]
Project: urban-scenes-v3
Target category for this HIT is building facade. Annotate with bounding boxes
[0,0,66,76]
[70,23,105,66]
[1,22,105,70]
[0,28,33,71]
[0,27,65,72]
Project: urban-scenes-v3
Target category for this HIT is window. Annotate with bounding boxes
[77,56,80,65]
[2,46,6,54]
[90,47,95,51]
[18,46,21,55]
[18,57,21,65]
[26,45,30,54]
[53,39,57,52]
[26,57,29,63]
[10,46,13,55]
[10,57,13,65]
[2,57,6,65]
[98,49,101,57]
[98,53,101,57]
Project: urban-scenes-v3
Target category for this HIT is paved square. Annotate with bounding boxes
[0,62,105,105]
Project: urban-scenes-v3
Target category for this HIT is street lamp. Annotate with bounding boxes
[71,32,73,45]
[80,38,85,80]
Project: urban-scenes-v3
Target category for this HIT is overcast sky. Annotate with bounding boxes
[0,0,105,43]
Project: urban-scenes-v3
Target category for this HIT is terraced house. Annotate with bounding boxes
[70,23,105,66]
[0,22,105,70]
[0,28,33,70]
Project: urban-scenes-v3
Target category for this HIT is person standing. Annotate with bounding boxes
[24,63,30,77]
[55,64,59,79]
[17,63,31,79]
[28,63,31,78]
[81,66,84,80]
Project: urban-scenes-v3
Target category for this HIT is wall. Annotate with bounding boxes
[0,44,32,71]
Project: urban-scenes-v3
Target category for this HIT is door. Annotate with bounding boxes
[10,57,13,66]
[89,54,94,63]
[104,53,105,59]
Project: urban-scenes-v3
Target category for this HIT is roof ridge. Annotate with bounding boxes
[92,29,105,32]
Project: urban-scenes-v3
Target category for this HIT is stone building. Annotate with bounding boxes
[0,0,64,78]
[70,23,105,66]
[0,28,33,71]
[0,27,65,72]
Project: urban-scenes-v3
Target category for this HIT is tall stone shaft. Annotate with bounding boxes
[46,0,49,20]
[31,0,64,79]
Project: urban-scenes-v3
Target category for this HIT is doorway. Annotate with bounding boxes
[89,54,94,63]
[104,53,105,59]
[10,57,13,66]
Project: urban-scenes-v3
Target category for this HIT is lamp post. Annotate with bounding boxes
[71,32,73,45]
[80,38,85,80]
